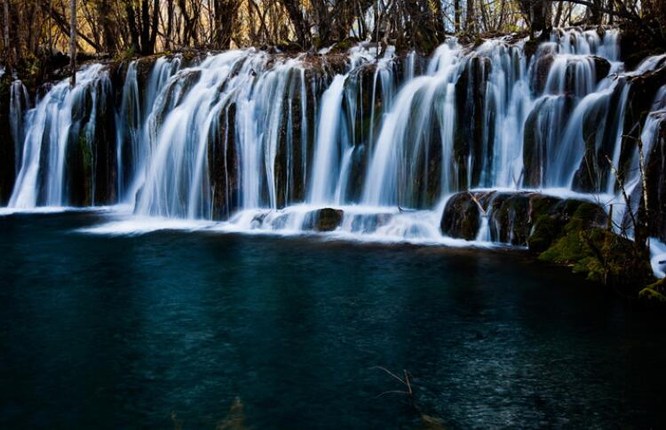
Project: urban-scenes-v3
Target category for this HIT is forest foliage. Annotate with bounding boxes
[1,1,665,68]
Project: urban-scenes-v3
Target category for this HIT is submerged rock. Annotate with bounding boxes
[303,208,344,232]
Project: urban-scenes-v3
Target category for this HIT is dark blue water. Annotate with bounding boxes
[1,211,665,429]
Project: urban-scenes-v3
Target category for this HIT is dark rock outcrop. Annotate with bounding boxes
[455,55,492,189]
[440,190,607,247]
[303,208,344,231]
[210,103,240,220]
[441,189,652,288]
[440,192,482,240]
[531,53,555,95]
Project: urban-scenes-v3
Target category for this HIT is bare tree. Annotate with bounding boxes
[454,0,461,32]
[3,0,10,67]
[70,0,76,86]
[466,0,476,33]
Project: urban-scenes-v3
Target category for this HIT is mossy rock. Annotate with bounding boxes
[532,199,608,254]
[441,191,608,248]
[540,226,652,288]
[528,214,564,253]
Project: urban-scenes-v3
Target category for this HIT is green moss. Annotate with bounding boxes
[113,47,136,63]
[639,278,666,304]
[572,201,606,224]
[331,38,358,53]
[540,226,652,287]
[539,225,587,266]
[528,214,562,253]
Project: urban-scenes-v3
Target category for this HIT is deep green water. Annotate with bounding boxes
[1,211,665,429]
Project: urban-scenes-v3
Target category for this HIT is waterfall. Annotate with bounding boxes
[135,51,250,218]
[9,65,111,208]
[309,74,347,204]
[117,57,182,204]
[9,80,30,174]
[4,28,666,248]
[363,42,463,207]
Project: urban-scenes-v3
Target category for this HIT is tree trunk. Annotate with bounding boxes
[165,0,174,50]
[97,0,116,54]
[70,0,76,87]
[213,0,239,49]
[454,0,461,32]
[125,1,140,54]
[3,0,10,67]
[554,0,564,26]
[150,0,159,54]
[280,0,310,47]
[466,0,475,33]
[589,0,603,25]
[519,0,550,38]
[311,0,331,46]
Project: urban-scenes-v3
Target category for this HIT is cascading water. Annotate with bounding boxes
[309,74,348,204]
[9,65,111,208]
[116,57,182,204]
[4,29,666,253]
[363,41,463,207]
[9,80,30,174]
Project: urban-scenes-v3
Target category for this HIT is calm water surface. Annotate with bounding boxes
[1,211,665,429]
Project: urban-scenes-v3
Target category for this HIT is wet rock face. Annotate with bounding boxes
[209,103,240,220]
[522,95,575,188]
[621,66,666,171]
[303,208,344,232]
[646,114,666,242]
[454,55,492,189]
[63,78,117,207]
[592,56,611,83]
[0,76,14,205]
[274,69,309,209]
[532,53,555,95]
[531,53,610,97]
